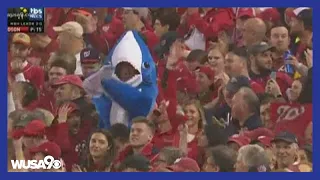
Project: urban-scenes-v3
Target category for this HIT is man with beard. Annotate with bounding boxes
[224,46,264,94]
[248,42,293,98]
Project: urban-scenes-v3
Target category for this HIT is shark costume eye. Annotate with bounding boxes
[142,62,150,69]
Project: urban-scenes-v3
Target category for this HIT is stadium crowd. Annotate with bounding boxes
[7,7,312,172]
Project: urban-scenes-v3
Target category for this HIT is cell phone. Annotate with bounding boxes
[270,71,277,80]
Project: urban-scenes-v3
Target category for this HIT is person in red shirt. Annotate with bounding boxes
[72,129,116,172]
[286,8,312,62]
[153,11,180,38]
[118,154,152,172]
[9,33,45,91]
[269,25,291,71]
[227,134,251,152]
[259,93,277,129]
[152,147,184,169]
[113,117,159,170]
[45,8,78,39]
[11,81,39,111]
[47,102,91,172]
[258,8,281,35]
[233,8,255,47]
[195,66,216,105]
[52,75,85,107]
[109,123,130,157]
[150,100,186,150]
[38,59,73,114]
[29,141,63,172]
[205,46,226,78]
[21,120,48,160]
[166,157,200,172]
[178,8,235,50]
[247,43,293,98]
[122,8,159,51]
[224,47,265,94]
[178,100,205,161]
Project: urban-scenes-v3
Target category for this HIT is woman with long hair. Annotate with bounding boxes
[179,99,206,163]
[72,129,116,172]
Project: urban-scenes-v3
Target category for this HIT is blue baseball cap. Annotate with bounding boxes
[272,131,298,144]
[80,48,101,64]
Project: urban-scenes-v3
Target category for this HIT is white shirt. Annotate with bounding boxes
[75,53,83,75]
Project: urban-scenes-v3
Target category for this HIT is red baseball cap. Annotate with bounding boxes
[256,136,272,147]
[167,158,200,172]
[23,120,46,137]
[258,8,281,23]
[52,75,83,89]
[228,134,251,147]
[12,128,25,140]
[237,8,255,18]
[196,66,215,82]
[29,141,61,159]
[243,128,275,140]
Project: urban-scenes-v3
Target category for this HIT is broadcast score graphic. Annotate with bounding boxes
[7,7,45,33]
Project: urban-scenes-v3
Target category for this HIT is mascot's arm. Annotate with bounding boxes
[92,95,112,128]
[102,78,157,117]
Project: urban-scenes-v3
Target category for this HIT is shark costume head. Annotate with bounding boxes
[89,31,158,129]
[109,31,157,87]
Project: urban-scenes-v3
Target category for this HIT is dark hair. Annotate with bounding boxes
[299,9,312,31]
[159,147,184,165]
[228,45,248,60]
[81,129,116,172]
[19,82,38,107]
[51,51,77,73]
[205,124,228,147]
[132,117,156,134]
[305,150,312,163]
[259,93,276,105]
[118,154,151,172]
[156,11,180,31]
[268,23,289,37]
[50,59,74,74]
[186,49,208,63]
[210,145,237,172]
[110,123,130,143]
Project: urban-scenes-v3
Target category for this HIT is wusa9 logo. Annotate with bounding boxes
[11,155,62,170]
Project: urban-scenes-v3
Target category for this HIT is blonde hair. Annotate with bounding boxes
[208,41,229,56]
[183,99,206,129]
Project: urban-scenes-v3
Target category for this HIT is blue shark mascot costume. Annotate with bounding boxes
[83,31,158,129]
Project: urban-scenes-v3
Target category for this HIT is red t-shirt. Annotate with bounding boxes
[46,122,91,172]
[38,86,56,115]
